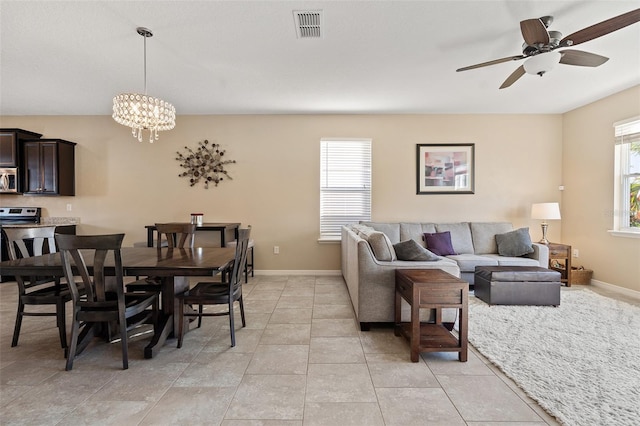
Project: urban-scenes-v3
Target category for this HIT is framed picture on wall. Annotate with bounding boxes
[416,144,475,194]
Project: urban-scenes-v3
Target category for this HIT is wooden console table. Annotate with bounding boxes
[145,223,240,248]
[395,269,468,362]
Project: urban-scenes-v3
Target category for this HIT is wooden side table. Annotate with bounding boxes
[394,269,468,362]
[547,242,572,287]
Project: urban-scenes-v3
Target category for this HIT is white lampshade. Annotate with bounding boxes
[531,202,561,220]
[523,52,561,76]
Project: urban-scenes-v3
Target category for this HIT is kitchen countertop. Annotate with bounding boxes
[1,217,80,228]
[41,217,80,225]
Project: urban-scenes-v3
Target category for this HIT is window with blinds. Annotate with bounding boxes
[613,117,640,233]
[320,139,371,239]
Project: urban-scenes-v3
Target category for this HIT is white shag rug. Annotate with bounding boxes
[467,289,640,426]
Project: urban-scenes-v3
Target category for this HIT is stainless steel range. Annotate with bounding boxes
[0,207,42,281]
[0,207,42,225]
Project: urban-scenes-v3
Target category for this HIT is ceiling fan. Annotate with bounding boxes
[456,8,640,89]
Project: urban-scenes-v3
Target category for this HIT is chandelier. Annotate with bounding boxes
[112,27,176,143]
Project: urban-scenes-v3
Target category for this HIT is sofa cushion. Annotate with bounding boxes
[424,231,457,256]
[393,239,440,261]
[360,222,401,244]
[471,222,513,254]
[367,231,397,261]
[483,254,540,267]
[448,254,499,272]
[496,227,534,257]
[351,224,376,238]
[399,223,437,244]
[435,223,474,254]
[353,224,376,239]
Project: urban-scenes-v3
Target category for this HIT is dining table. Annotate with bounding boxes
[0,246,236,358]
[145,222,240,247]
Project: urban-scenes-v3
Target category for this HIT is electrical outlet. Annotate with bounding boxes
[573,249,579,258]
[66,204,72,212]
[273,246,280,254]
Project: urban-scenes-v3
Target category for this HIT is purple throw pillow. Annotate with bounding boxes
[423,231,457,256]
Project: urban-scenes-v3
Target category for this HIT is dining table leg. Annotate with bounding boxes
[144,275,189,358]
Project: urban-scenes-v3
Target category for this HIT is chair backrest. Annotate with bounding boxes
[154,223,196,249]
[55,234,125,304]
[228,227,251,291]
[3,226,58,260]
[3,226,59,290]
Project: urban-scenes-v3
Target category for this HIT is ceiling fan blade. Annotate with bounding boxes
[499,65,526,89]
[560,8,640,46]
[456,55,525,72]
[560,49,609,67]
[520,18,550,45]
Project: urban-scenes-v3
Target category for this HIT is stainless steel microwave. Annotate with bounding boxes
[0,168,18,193]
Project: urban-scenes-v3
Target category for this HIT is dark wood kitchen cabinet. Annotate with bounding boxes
[0,128,42,167]
[23,139,76,195]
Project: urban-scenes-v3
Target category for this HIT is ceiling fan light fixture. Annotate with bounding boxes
[523,51,561,76]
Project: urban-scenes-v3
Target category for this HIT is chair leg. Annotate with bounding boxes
[197,305,203,328]
[177,299,185,348]
[119,310,128,370]
[239,296,246,328]
[229,300,236,347]
[65,318,80,371]
[250,246,254,277]
[11,300,25,347]
[56,299,68,349]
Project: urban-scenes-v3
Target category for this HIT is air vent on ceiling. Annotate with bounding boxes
[293,10,323,38]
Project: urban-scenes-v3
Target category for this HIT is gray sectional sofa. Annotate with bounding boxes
[341,221,549,330]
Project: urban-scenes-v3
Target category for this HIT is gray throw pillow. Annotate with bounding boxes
[367,231,397,261]
[393,239,441,261]
[495,227,535,257]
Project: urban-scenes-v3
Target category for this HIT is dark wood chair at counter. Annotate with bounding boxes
[126,223,196,293]
[177,227,251,348]
[56,233,159,370]
[3,226,74,350]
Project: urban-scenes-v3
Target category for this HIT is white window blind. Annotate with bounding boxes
[614,117,640,145]
[320,139,371,239]
[613,117,640,233]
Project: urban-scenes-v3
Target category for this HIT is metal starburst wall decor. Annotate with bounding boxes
[176,139,236,188]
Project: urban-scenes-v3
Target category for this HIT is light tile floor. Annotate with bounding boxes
[4,275,631,425]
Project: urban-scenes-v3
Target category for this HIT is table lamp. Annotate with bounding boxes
[531,202,561,244]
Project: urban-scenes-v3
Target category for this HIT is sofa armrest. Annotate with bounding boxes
[527,243,549,268]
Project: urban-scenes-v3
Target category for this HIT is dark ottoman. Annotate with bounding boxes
[474,266,561,306]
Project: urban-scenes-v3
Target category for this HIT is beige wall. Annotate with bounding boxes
[562,85,640,293]
[1,114,563,273]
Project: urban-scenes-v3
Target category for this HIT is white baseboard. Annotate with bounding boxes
[590,279,640,300]
[253,270,342,276]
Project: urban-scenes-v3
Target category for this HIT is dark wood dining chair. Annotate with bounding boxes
[126,223,196,293]
[227,238,255,283]
[3,226,74,350]
[55,233,159,370]
[177,227,251,348]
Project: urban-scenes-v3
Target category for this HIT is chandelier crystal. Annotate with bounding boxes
[112,27,176,143]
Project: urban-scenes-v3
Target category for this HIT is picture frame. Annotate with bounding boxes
[416,143,475,194]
